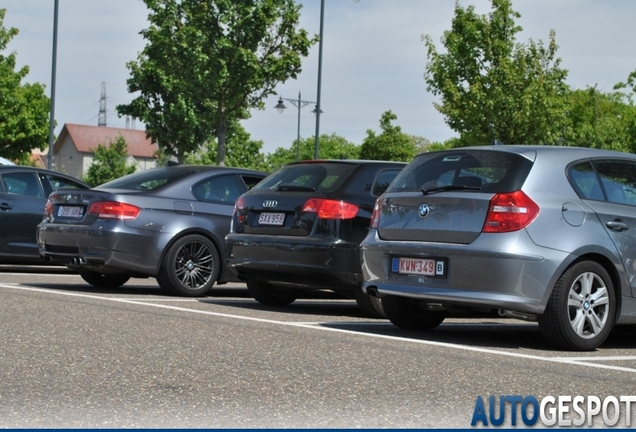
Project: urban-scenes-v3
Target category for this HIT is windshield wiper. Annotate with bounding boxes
[277,183,316,192]
[421,184,481,195]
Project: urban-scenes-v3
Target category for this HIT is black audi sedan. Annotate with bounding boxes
[225,159,406,316]
[37,165,266,296]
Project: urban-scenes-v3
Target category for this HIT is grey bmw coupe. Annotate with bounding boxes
[361,145,636,351]
[37,165,266,296]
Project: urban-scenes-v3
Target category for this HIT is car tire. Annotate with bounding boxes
[156,234,219,297]
[80,270,130,288]
[247,280,297,306]
[354,287,386,318]
[382,295,445,330]
[538,261,615,351]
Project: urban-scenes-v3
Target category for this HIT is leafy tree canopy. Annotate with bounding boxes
[265,133,359,171]
[117,0,316,166]
[83,135,137,186]
[563,86,636,153]
[0,9,50,161]
[423,0,569,145]
[359,111,416,161]
[185,120,268,171]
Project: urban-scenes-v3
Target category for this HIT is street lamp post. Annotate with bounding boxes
[314,0,325,160]
[275,92,315,161]
[47,0,59,170]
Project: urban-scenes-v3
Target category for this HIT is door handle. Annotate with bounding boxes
[606,220,629,231]
[0,202,12,211]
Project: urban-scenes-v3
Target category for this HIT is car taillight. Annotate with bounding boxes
[302,198,359,219]
[234,196,246,223]
[370,198,382,228]
[88,201,140,220]
[43,200,53,218]
[483,191,539,233]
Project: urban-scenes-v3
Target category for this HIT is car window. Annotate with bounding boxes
[593,160,636,205]
[388,150,532,194]
[372,169,402,196]
[568,162,604,200]
[41,173,86,193]
[241,175,264,191]
[192,174,246,203]
[0,172,44,198]
[254,163,356,193]
[99,168,191,190]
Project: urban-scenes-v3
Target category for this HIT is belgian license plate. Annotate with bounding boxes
[392,257,445,276]
[58,206,84,219]
[258,212,285,226]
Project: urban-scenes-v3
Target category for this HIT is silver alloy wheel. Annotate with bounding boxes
[174,240,214,289]
[568,271,610,339]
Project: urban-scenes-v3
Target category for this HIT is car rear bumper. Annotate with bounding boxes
[361,229,570,315]
[225,233,362,292]
[37,222,168,276]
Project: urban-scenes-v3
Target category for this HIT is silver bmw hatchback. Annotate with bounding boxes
[361,145,636,351]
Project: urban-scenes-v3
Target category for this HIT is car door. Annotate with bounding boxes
[572,160,636,296]
[0,171,47,258]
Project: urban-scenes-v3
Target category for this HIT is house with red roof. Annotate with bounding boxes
[51,123,158,179]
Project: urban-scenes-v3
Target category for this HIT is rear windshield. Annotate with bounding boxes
[98,168,193,191]
[387,150,533,194]
[254,162,357,194]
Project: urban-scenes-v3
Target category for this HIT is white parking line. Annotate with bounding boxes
[2,283,636,374]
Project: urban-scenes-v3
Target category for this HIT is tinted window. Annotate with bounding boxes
[99,168,193,191]
[568,162,604,200]
[387,150,532,193]
[42,174,85,192]
[193,175,246,203]
[255,163,356,194]
[372,169,402,196]
[594,161,636,205]
[0,172,44,198]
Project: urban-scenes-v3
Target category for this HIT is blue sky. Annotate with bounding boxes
[3,0,636,154]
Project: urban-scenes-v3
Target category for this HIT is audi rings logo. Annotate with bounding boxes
[263,200,278,208]
[418,203,430,219]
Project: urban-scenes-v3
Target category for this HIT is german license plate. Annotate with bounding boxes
[58,205,84,219]
[392,257,445,276]
[258,212,285,226]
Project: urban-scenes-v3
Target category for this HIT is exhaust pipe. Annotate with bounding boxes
[366,286,379,298]
[72,257,87,265]
[498,308,537,322]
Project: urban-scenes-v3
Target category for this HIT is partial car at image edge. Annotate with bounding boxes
[361,145,636,351]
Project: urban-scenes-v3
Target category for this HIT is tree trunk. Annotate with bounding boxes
[216,116,227,167]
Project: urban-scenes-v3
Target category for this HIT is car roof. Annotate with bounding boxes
[152,164,266,175]
[430,145,636,164]
[287,159,408,166]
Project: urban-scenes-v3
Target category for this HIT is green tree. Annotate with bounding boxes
[185,121,268,171]
[423,0,569,145]
[265,133,359,171]
[0,9,50,161]
[359,111,416,161]
[563,87,636,153]
[83,135,137,186]
[117,0,316,165]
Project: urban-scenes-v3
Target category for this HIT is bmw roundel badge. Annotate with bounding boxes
[418,203,430,219]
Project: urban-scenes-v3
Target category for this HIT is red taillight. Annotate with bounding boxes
[234,196,246,223]
[88,201,140,220]
[370,199,382,228]
[302,198,359,219]
[483,191,539,233]
[43,200,53,218]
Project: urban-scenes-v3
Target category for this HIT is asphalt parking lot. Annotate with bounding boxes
[1,265,635,428]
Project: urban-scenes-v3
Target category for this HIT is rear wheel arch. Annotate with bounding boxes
[157,229,224,279]
[568,253,622,321]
